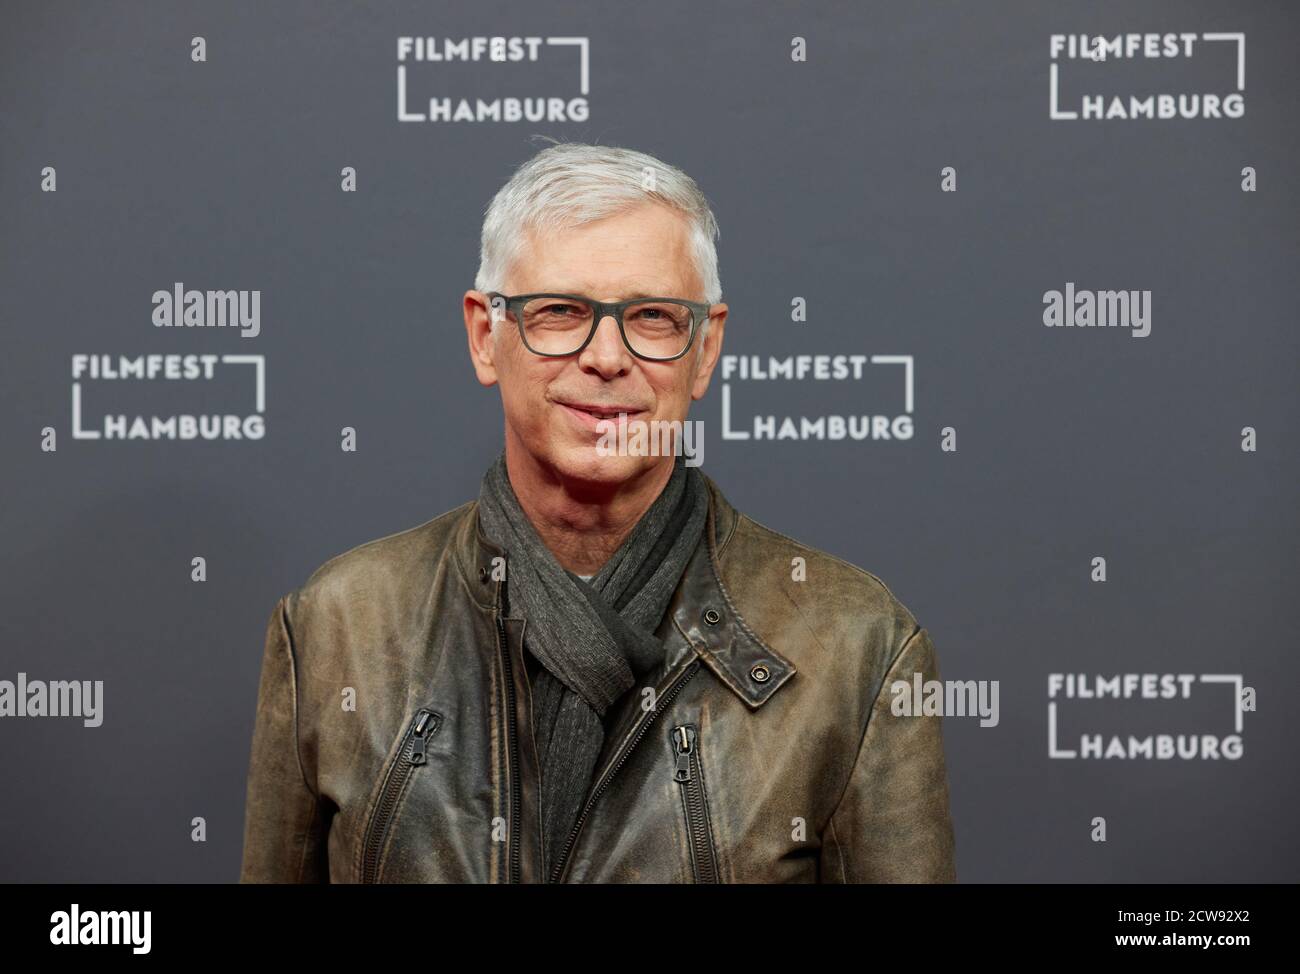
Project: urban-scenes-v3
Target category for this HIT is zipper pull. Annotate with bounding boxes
[410,710,433,765]
[672,725,693,782]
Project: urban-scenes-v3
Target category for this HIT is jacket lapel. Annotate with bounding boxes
[586,477,798,773]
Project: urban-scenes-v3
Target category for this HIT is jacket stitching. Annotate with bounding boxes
[278,592,323,883]
[704,511,796,686]
[825,813,848,882]
[279,593,318,802]
[707,477,740,557]
[295,815,314,883]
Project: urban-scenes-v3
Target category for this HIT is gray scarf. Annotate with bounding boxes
[476,450,709,875]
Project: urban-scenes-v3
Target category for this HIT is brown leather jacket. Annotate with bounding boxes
[239,474,957,883]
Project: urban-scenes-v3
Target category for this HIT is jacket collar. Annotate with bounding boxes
[454,470,795,710]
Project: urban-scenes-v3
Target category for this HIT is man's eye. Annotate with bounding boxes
[628,305,688,328]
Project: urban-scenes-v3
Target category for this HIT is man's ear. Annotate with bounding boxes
[464,290,499,387]
[690,303,727,400]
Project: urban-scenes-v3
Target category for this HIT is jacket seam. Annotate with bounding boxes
[709,479,739,557]
[825,622,924,829]
[279,592,319,803]
[295,808,315,883]
[773,570,833,662]
[732,512,916,617]
[277,591,322,884]
[825,813,848,882]
[705,513,791,676]
[307,501,476,589]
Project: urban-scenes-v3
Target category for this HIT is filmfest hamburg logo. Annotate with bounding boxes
[719,353,915,443]
[1047,673,1251,760]
[66,284,266,443]
[70,354,265,441]
[1049,31,1245,120]
[397,35,590,123]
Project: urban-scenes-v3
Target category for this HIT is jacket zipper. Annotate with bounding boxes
[671,723,719,883]
[549,659,703,883]
[496,612,522,884]
[359,708,442,883]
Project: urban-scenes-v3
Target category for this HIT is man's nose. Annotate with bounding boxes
[578,312,632,372]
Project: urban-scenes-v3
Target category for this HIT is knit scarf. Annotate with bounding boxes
[475,450,709,876]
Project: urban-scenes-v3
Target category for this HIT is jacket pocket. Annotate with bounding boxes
[359,708,443,884]
[670,723,720,883]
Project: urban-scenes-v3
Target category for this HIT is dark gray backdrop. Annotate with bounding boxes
[2,0,1296,882]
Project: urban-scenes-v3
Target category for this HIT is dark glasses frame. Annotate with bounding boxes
[486,291,711,362]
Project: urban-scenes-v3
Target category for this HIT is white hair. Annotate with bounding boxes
[475,139,722,341]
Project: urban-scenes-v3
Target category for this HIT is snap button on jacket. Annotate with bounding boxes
[239,476,957,883]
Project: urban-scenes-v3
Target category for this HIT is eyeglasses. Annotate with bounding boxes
[486,291,710,362]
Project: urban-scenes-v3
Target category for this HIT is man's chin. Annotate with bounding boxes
[550,443,656,489]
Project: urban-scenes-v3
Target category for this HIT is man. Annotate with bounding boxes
[239,141,956,883]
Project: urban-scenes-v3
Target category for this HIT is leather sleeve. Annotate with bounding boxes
[820,625,958,883]
[239,594,329,883]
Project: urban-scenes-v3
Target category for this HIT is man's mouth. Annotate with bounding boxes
[555,400,646,429]
[564,404,640,418]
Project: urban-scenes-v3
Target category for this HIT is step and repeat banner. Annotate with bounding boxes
[2,0,1296,887]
